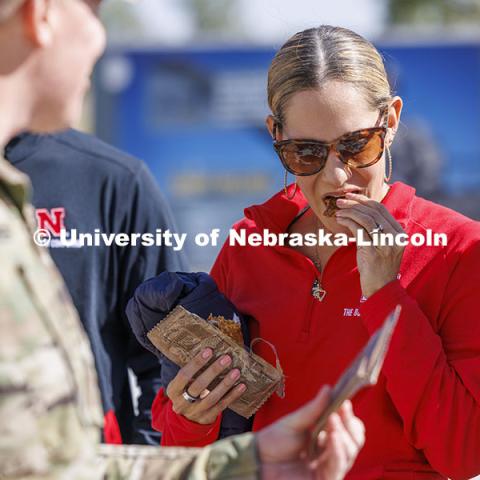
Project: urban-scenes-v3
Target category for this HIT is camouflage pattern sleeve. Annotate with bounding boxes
[98,433,258,479]
[184,433,258,479]
[0,158,259,480]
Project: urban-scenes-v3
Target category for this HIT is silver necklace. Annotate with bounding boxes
[311,216,327,302]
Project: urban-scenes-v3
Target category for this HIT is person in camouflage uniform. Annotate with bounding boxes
[0,1,365,479]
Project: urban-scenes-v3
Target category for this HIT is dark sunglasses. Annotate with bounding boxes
[273,108,389,176]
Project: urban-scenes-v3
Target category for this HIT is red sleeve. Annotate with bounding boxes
[360,239,480,479]
[151,388,221,447]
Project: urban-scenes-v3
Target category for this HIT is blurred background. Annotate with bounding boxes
[85,0,480,270]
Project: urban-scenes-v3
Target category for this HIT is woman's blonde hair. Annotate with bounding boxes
[267,25,392,125]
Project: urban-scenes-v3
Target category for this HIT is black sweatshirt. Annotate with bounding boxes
[5,130,186,445]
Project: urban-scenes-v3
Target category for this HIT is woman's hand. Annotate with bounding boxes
[257,386,365,480]
[334,192,405,298]
[166,348,246,425]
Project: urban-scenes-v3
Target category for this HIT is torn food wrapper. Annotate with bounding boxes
[308,305,401,459]
[147,305,285,418]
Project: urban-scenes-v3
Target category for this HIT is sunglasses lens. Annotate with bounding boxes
[337,130,384,167]
[278,143,328,175]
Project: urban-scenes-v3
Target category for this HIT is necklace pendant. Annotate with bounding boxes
[311,279,327,302]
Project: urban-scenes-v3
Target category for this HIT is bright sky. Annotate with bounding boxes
[130,0,387,44]
[236,0,387,43]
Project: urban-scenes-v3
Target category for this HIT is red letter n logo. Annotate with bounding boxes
[35,208,66,237]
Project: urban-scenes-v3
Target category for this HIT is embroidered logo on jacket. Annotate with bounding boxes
[35,208,66,237]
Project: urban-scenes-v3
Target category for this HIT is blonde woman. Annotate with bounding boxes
[155,25,480,479]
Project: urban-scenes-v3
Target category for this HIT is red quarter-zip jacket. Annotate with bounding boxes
[154,182,480,479]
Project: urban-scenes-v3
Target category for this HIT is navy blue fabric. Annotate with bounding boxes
[4,130,187,445]
[126,271,253,439]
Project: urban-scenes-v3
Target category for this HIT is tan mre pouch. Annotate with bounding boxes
[146,305,284,418]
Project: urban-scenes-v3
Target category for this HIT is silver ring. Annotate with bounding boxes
[182,389,200,403]
[369,223,384,236]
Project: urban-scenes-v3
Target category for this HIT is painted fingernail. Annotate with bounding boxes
[237,383,246,392]
[230,369,240,380]
[220,355,231,366]
[202,348,212,359]
[336,198,348,205]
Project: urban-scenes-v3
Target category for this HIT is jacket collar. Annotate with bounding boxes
[4,132,43,165]
[381,182,416,229]
[244,182,416,232]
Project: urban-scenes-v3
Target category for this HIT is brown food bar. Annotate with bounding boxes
[207,314,244,346]
[146,305,284,418]
[323,196,344,217]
